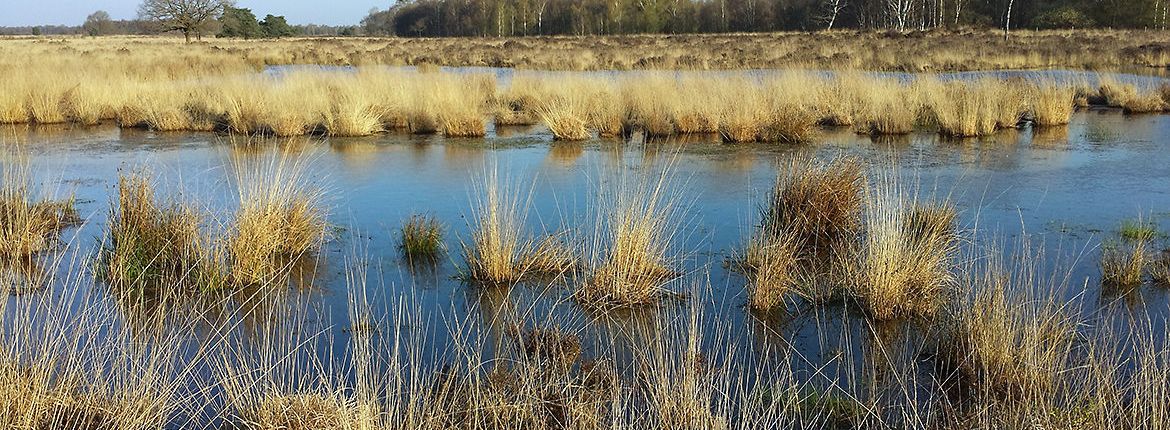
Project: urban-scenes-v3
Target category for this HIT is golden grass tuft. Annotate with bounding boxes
[1029,83,1076,126]
[1099,80,1167,114]
[100,171,217,292]
[1100,239,1147,289]
[464,170,531,285]
[850,175,958,321]
[854,79,919,135]
[227,151,327,286]
[235,393,379,430]
[762,156,864,254]
[948,245,1079,403]
[0,154,76,259]
[738,234,802,312]
[522,233,579,279]
[923,79,1002,137]
[579,166,679,307]
[535,96,590,141]
[1153,250,1170,286]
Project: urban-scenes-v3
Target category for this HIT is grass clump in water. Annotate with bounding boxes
[1100,240,1148,289]
[762,156,864,254]
[522,233,579,279]
[0,154,76,259]
[100,171,219,292]
[945,244,1079,405]
[849,175,958,321]
[579,166,680,307]
[737,234,802,312]
[399,213,443,262]
[464,169,531,286]
[1029,83,1076,126]
[227,152,327,287]
[737,156,864,311]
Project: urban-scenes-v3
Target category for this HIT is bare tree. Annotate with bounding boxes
[138,0,230,42]
[819,0,848,30]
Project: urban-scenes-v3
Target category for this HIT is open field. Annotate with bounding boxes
[4,30,1170,71]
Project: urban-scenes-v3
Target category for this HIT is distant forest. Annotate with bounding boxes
[1,0,1165,37]
[362,0,1168,36]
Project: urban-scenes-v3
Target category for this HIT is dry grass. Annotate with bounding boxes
[738,234,802,312]
[0,152,75,259]
[1030,83,1076,126]
[464,169,531,285]
[227,150,327,286]
[1099,79,1168,114]
[850,174,958,321]
[579,165,680,307]
[233,393,378,430]
[923,79,998,137]
[1100,240,1148,289]
[1153,251,1170,286]
[854,78,920,135]
[535,95,590,141]
[100,171,219,292]
[762,156,864,254]
[522,233,580,279]
[946,242,1079,407]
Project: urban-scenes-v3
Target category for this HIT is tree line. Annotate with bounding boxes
[362,0,1169,36]
[0,0,1164,38]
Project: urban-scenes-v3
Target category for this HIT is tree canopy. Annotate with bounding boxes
[138,0,230,42]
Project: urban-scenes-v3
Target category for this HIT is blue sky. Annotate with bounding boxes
[1,0,385,26]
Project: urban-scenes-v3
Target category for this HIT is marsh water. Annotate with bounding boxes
[4,103,1170,423]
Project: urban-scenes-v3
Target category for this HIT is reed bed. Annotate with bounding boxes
[1,44,1144,142]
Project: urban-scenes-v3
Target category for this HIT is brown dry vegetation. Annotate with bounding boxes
[0,36,1160,144]
[0,152,75,260]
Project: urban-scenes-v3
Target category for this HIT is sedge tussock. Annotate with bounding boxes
[399,213,443,262]
[0,152,76,259]
[579,164,681,307]
[1029,83,1076,126]
[762,156,864,255]
[1100,240,1148,289]
[522,233,580,279]
[228,150,327,287]
[850,173,958,321]
[946,243,1079,406]
[535,95,590,141]
[738,234,802,312]
[464,168,532,286]
[100,171,220,292]
[853,78,920,135]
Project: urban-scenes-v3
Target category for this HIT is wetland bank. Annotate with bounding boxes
[2,36,1170,430]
